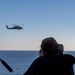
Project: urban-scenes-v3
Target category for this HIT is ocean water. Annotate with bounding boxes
[0,50,75,75]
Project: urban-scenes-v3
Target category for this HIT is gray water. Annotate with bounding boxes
[0,50,75,75]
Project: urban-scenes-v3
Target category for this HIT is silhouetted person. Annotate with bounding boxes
[24,37,75,75]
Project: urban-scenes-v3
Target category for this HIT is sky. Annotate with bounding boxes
[0,0,75,51]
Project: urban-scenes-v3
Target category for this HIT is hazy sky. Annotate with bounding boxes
[0,0,75,51]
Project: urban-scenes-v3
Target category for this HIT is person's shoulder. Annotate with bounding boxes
[63,54,75,59]
[32,56,43,63]
[63,54,75,65]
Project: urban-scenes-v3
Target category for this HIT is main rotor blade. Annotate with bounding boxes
[11,23,17,26]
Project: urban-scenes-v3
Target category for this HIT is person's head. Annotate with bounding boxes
[39,37,63,56]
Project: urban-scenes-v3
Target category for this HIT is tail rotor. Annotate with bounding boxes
[6,25,9,29]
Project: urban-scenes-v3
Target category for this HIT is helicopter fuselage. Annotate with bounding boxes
[6,25,23,30]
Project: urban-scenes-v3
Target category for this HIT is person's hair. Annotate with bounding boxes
[40,37,59,55]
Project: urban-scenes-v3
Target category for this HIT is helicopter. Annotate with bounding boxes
[6,23,24,30]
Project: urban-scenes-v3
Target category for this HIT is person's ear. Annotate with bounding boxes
[57,44,64,52]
